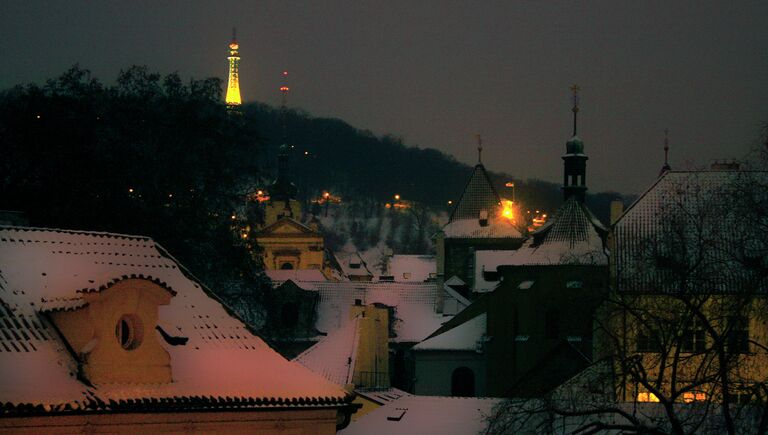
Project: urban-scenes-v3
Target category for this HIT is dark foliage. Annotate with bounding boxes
[0,65,264,296]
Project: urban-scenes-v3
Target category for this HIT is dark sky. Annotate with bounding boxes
[2,1,767,194]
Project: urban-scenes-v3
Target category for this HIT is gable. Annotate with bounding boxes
[256,217,318,237]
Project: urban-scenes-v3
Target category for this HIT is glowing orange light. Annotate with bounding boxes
[448,200,453,205]
[280,86,290,92]
[637,392,659,402]
[128,188,134,193]
[304,151,309,155]
[323,192,330,198]
[385,203,392,209]
[231,214,237,220]
[394,194,401,201]
[257,190,263,195]
[241,233,248,239]
[501,200,515,221]
[505,182,514,187]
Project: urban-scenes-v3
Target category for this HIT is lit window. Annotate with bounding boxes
[682,392,707,403]
[637,392,659,402]
[115,314,143,351]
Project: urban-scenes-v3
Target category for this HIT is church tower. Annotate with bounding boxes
[225,28,242,107]
[562,85,588,202]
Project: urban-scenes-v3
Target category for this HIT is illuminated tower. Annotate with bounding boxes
[562,84,588,202]
[225,28,242,107]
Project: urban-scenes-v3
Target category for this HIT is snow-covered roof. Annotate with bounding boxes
[442,217,522,239]
[474,250,517,292]
[449,164,502,222]
[335,251,374,279]
[385,255,436,282]
[292,281,463,343]
[339,395,502,435]
[614,170,768,293]
[508,197,607,266]
[354,388,411,405]
[266,269,326,285]
[294,316,361,386]
[413,313,486,352]
[0,226,350,414]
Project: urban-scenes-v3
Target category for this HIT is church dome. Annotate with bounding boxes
[566,136,584,154]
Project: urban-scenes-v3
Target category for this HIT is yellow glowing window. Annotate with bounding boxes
[637,392,659,402]
[682,392,707,403]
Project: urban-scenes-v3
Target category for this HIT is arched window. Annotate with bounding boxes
[545,308,559,339]
[451,366,475,397]
[280,262,294,270]
[281,303,299,329]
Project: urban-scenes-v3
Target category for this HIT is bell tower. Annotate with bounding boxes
[225,27,242,107]
[562,85,588,202]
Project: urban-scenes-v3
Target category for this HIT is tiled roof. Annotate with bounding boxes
[339,395,502,435]
[509,197,607,266]
[292,281,463,343]
[294,316,361,386]
[449,164,502,222]
[0,226,350,415]
[613,170,768,293]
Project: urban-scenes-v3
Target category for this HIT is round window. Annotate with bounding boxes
[115,314,143,350]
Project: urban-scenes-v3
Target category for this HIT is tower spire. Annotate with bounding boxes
[476,134,483,164]
[225,27,242,107]
[660,128,672,175]
[570,84,580,137]
[562,86,588,202]
[280,71,290,143]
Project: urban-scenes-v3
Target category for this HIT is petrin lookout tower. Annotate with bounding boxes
[226,28,242,107]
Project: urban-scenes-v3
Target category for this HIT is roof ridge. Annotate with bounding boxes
[0,225,152,242]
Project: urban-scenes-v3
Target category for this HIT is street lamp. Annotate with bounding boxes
[505,181,515,202]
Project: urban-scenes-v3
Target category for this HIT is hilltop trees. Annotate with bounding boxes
[0,65,263,295]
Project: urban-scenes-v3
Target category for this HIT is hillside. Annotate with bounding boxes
[242,103,631,224]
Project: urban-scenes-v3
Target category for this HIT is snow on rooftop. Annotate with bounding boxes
[294,316,361,386]
[614,170,768,293]
[509,197,607,266]
[335,251,374,279]
[339,395,502,435]
[442,217,522,239]
[294,281,462,343]
[412,313,486,352]
[474,250,517,292]
[385,255,436,282]
[0,226,349,413]
[266,268,326,285]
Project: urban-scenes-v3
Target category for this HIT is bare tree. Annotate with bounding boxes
[486,168,768,435]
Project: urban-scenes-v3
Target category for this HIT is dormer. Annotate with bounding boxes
[46,277,175,384]
[479,209,489,227]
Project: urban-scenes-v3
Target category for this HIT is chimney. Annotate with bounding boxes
[479,209,489,227]
[349,304,390,389]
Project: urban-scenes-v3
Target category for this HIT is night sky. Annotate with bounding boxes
[2,1,767,194]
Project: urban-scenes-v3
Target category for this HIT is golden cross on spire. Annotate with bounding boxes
[570,84,581,136]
